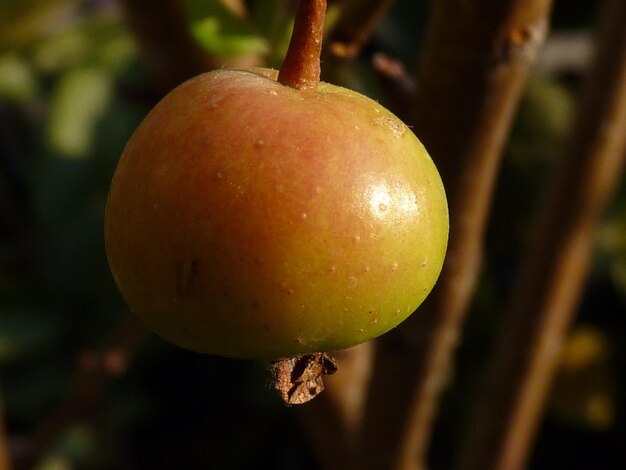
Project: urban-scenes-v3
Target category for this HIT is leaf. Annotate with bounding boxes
[179,0,269,58]
[32,25,93,72]
[45,67,112,159]
[248,0,291,66]
[0,0,72,51]
[0,53,39,103]
[30,15,136,74]
[191,16,268,57]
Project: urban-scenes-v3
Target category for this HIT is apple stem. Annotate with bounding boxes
[278,0,327,90]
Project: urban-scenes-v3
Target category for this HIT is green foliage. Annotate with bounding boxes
[0,54,38,104]
[191,16,268,57]
[248,0,293,66]
[182,0,269,58]
[46,67,113,158]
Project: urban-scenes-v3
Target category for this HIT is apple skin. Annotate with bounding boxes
[105,68,448,360]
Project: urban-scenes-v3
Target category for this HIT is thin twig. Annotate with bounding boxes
[457,1,626,469]
[371,52,416,123]
[327,0,395,59]
[16,316,146,470]
[218,0,248,17]
[357,1,553,469]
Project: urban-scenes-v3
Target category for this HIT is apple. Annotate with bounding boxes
[104,67,448,360]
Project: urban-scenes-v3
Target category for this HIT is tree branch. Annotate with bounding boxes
[327,0,396,59]
[16,316,146,470]
[371,52,416,123]
[457,1,626,468]
[118,0,221,93]
[357,1,553,468]
[296,343,374,469]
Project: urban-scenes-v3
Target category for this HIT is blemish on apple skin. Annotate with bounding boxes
[391,262,399,272]
[348,276,358,288]
[395,308,401,315]
[213,170,224,182]
[328,266,337,274]
[352,234,361,244]
[177,258,199,296]
[372,116,406,138]
[279,282,294,296]
[208,95,222,109]
[254,139,265,148]
[299,212,308,220]
[421,259,429,268]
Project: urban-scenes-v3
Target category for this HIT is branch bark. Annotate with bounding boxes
[118,0,221,93]
[357,1,553,469]
[457,1,626,468]
[371,52,416,123]
[296,342,374,469]
[118,0,261,94]
[327,0,396,59]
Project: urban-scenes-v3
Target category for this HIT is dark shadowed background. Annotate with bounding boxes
[1,1,625,469]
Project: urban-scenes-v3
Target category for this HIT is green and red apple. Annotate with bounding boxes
[104,68,448,360]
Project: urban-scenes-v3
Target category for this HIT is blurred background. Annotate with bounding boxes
[1,0,625,469]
